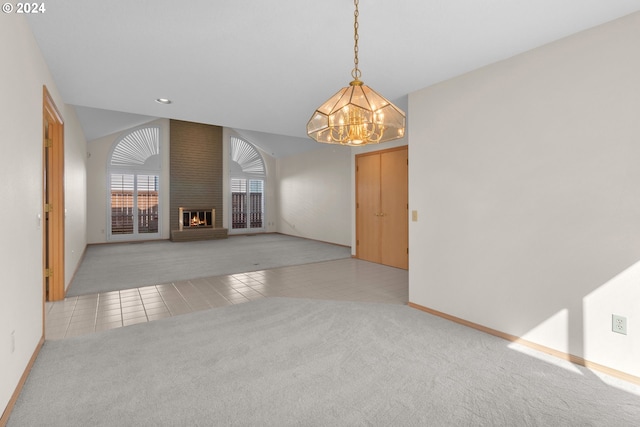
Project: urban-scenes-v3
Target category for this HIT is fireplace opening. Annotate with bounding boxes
[179,208,215,230]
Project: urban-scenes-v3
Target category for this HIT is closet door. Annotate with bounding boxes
[380,147,408,269]
[356,153,382,263]
[356,146,408,269]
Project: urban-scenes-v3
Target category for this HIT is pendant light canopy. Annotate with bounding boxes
[307,0,406,146]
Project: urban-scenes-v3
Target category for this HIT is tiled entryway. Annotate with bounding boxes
[45,258,408,340]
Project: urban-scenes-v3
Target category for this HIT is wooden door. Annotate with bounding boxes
[356,146,408,269]
[356,153,381,263]
[43,86,65,301]
[380,147,408,269]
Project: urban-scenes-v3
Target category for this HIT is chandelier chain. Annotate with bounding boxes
[352,0,361,81]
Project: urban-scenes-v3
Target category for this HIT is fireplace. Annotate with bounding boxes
[171,207,226,241]
[179,208,215,231]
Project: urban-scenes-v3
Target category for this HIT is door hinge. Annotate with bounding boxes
[356,240,359,246]
[45,138,53,148]
[407,248,409,254]
[44,203,52,213]
[356,202,359,209]
[45,268,53,278]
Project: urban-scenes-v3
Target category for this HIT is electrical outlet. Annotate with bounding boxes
[612,315,627,335]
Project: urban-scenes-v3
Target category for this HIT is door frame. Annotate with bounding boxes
[43,86,65,302]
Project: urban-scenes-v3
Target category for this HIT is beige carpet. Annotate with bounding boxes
[10,297,640,426]
[67,234,351,297]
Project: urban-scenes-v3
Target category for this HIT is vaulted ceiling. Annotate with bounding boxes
[26,1,640,155]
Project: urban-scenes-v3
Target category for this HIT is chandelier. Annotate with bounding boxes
[306,0,406,146]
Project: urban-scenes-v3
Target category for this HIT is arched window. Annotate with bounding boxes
[229,137,266,232]
[108,126,161,239]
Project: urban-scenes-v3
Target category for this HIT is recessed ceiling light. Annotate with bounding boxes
[155,98,172,104]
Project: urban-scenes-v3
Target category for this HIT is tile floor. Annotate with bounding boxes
[45,258,408,340]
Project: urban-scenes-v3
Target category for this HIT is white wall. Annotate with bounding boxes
[408,12,640,377]
[0,15,87,415]
[277,146,351,246]
[65,105,88,286]
[86,119,170,244]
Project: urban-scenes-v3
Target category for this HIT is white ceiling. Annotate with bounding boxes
[26,0,640,155]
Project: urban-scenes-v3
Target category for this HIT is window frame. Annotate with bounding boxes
[106,126,162,241]
[228,137,266,234]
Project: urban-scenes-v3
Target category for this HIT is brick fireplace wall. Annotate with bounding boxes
[169,120,226,240]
